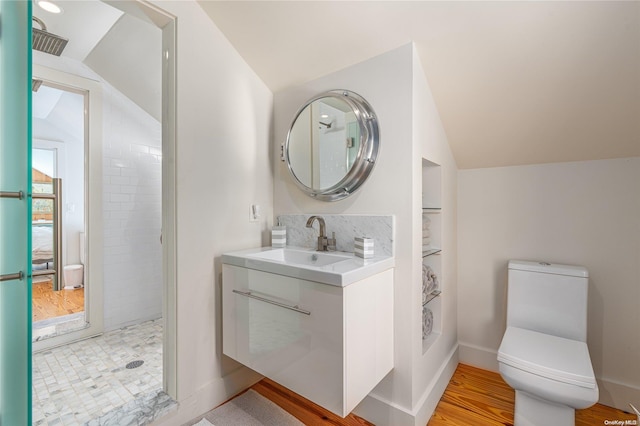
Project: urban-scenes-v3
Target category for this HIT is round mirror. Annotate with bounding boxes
[285,90,380,201]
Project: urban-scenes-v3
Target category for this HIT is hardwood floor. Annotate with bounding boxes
[430,364,636,426]
[251,378,373,426]
[32,279,84,322]
[430,364,515,425]
[252,364,636,425]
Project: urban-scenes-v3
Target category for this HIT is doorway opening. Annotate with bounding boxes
[30,0,177,423]
[31,82,90,343]
[31,67,104,353]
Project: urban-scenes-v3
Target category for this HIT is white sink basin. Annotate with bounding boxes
[248,248,350,267]
[222,246,394,287]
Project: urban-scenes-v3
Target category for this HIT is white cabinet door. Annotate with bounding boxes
[223,264,394,417]
[223,265,345,414]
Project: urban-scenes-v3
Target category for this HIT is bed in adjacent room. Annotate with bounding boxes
[32,224,54,271]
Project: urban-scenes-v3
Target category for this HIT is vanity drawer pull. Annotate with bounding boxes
[232,289,311,316]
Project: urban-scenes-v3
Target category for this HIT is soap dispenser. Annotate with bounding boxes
[272,219,286,248]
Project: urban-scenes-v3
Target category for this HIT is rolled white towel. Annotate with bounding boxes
[422,264,428,303]
[424,265,439,294]
[422,237,431,245]
[422,306,433,339]
[422,229,431,238]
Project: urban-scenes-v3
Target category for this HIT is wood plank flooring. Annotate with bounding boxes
[431,364,515,425]
[251,364,636,425]
[431,364,636,426]
[252,378,373,425]
[32,280,84,322]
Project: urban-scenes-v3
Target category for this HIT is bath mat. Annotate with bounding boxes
[186,389,303,426]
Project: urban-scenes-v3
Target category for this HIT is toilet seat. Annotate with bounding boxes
[498,327,596,389]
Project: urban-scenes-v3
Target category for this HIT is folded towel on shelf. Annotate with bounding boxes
[422,237,431,245]
[422,306,433,339]
[422,229,431,238]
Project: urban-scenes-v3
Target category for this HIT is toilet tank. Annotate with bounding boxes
[507,260,589,342]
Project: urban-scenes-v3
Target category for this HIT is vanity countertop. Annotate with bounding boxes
[222,246,394,287]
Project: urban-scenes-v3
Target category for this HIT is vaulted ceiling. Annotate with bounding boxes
[32,1,640,169]
[199,1,640,169]
[32,0,161,121]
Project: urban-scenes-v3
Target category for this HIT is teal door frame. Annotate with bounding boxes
[0,1,33,424]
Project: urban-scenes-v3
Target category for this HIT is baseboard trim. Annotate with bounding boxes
[413,344,459,425]
[151,365,262,425]
[354,390,416,426]
[458,342,640,413]
[598,377,640,413]
[353,344,459,426]
[458,341,499,372]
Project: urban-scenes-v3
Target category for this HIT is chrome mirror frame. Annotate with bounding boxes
[284,90,380,202]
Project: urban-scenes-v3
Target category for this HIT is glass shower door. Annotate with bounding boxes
[0,1,32,424]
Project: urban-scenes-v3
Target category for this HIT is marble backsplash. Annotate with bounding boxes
[276,214,394,256]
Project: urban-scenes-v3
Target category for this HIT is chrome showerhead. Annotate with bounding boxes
[32,16,68,56]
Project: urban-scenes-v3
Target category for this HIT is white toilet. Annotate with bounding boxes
[498,260,599,426]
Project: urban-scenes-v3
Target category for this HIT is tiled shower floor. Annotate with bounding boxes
[32,318,168,425]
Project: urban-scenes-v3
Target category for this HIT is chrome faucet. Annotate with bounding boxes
[305,215,336,251]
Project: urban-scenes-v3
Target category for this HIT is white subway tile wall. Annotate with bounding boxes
[102,82,162,331]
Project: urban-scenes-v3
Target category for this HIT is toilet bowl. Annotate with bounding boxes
[63,264,83,289]
[499,327,598,425]
[498,260,598,425]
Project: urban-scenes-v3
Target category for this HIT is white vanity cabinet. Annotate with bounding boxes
[222,264,393,417]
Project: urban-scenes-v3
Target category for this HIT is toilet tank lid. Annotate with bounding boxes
[508,260,588,278]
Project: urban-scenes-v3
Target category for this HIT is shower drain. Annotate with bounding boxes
[126,360,144,369]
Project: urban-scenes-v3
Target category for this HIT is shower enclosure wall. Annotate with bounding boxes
[102,79,162,331]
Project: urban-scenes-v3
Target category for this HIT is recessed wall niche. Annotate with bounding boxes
[422,158,442,353]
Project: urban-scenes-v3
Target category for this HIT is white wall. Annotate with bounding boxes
[274,44,414,413]
[101,79,162,330]
[411,46,459,423]
[150,1,274,423]
[273,44,458,425]
[84,14,162,122]
[90,8,162,323]
[457,157,640,410]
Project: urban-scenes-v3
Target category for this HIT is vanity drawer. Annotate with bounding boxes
[222,264,393,417]
[222,265,344,411]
